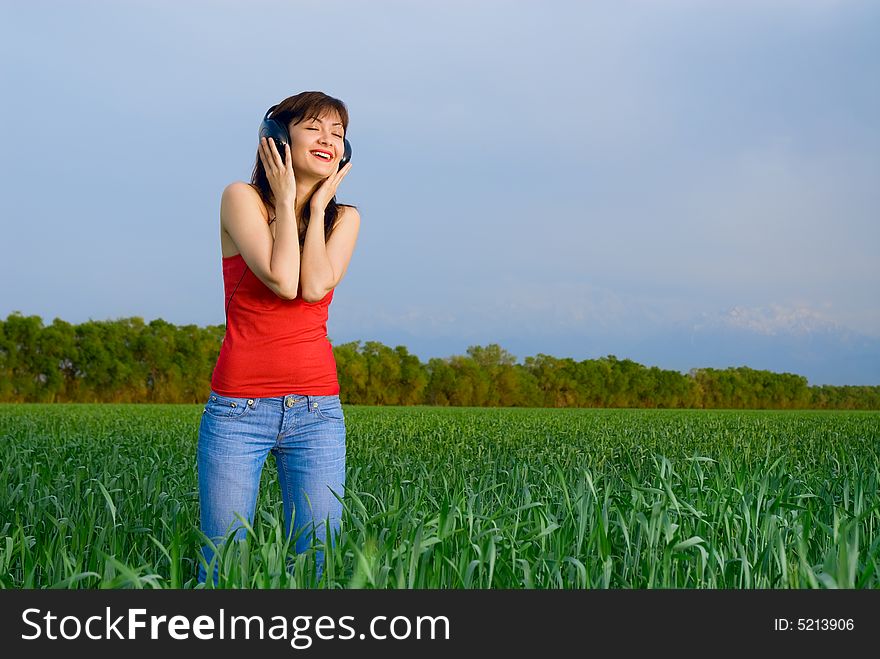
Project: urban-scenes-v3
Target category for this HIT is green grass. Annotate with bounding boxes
[1,404,878,588]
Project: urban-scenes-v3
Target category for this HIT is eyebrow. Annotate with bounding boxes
[309,116,344,127]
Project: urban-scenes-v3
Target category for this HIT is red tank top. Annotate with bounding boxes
[210,253,340,397]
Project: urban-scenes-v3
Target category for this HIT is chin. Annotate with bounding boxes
[295,164,328,178]
[305,161,333,174]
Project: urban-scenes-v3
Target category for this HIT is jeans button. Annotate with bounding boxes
[230,402,236,408]
[286,398,293,408]
[247,399,254,406]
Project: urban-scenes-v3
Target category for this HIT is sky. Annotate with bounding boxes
[1,0,878,385]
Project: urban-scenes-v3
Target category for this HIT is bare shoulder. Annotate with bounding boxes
[222,182,266,212]
[336,204,360,225]
[220,182,271,257]
[221,182,270,226]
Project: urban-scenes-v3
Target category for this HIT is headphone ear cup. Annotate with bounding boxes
[339,137,352,170]
[258,105,291,163]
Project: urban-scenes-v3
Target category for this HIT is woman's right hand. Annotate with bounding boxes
[259,137,296,209]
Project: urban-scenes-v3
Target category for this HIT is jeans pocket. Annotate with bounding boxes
[314,395,345,422]
[203,390,259,419]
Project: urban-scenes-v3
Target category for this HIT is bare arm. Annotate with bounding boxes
[220,182,300,299]
[300,205,361,301]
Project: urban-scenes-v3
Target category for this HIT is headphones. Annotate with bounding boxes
[224,105,353,324]
[259,104,352,169]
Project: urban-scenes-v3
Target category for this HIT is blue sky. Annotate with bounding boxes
[1,0,878,385]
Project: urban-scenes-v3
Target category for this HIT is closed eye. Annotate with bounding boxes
[307,127,343,138]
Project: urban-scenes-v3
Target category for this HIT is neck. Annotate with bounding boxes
[293,176,327,218]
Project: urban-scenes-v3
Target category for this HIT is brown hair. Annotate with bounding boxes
[249,91,356,243]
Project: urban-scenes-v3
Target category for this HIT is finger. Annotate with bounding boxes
[262,137,275,166]
[259,138,272,170]
[269,139,283,168]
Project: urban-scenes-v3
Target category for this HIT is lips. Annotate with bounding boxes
[309,150,333,162]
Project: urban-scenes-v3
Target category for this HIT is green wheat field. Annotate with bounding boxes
[1,404,878,589]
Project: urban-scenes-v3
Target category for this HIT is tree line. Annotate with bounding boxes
[1,312,877,409]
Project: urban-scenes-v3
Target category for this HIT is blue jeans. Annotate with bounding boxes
[196,390,346,586]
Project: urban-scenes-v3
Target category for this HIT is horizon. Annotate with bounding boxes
[2,308,875,388]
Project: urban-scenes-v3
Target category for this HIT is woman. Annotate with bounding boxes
[197,91,359,586]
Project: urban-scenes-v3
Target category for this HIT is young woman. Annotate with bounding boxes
[197,91,359,586]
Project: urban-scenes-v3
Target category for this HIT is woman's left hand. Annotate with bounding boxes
[310,161,353,214]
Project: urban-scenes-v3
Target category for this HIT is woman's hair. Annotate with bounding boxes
[249,91,356,243]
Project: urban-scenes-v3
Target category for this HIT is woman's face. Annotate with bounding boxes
[287,111,345,179]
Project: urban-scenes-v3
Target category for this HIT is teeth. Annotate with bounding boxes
[311,151,331,160]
